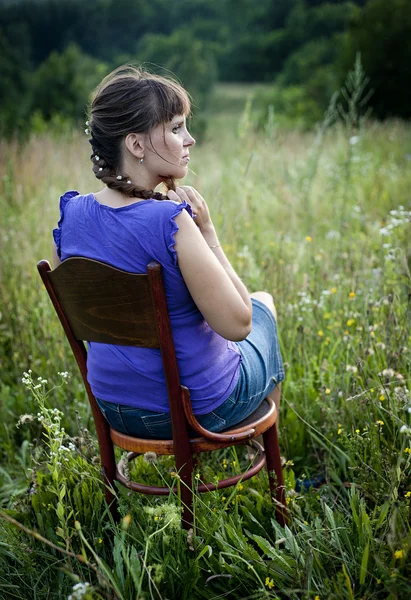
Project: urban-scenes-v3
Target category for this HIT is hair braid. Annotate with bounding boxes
[90,150,166,200]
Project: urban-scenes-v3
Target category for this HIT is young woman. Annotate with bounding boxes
[52,66,284,439]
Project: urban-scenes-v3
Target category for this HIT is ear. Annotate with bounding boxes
[124,132,145,159]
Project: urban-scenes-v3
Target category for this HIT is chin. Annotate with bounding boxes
[160,167,188,182]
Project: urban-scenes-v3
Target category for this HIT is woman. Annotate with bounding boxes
[52,66,284,439]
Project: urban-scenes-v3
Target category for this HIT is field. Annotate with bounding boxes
[0,89,411,599]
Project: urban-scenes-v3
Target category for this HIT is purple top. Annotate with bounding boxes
[53,191,241,414]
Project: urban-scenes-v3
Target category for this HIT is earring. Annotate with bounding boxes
[139,158,144,164]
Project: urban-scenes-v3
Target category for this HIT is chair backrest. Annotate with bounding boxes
[37,257,187,443]
[42,257,161,347]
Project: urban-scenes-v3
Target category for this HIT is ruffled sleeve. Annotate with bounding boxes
[52,190,79,259]
[166,199,194,267]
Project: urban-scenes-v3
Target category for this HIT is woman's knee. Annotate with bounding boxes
[250,291,277,321]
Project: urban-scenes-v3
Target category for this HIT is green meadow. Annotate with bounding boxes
[0,85,410,599]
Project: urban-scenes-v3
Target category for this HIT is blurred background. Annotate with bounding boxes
[0,0,410,140]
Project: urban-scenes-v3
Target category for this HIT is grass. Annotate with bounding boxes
[0,93,410,598]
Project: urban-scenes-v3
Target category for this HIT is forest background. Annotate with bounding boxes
[1,0,411,138]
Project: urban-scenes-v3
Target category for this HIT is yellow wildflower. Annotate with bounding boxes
[347,319,355,326]
[331,287,337,294]
[306,236,312,242]
[315,596,320,600]
[318,330,324,336]
[265,577,275,589]
[325,388,331,394]
[379,394,385,401]
[404,491,411,498]
[404,448,411,454]
[376,420,384,426]
[337,428,343,435]
[349,292,356,298]
[355,429,360,434]
[394,550,404,559]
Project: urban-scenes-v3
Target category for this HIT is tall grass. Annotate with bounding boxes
[0,100,410,598]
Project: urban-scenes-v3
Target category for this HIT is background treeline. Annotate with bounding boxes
[1,0,410,136]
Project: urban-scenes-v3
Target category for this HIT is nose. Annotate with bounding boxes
[185,132,195,147]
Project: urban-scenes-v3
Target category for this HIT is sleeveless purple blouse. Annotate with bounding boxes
[53,191,241,414]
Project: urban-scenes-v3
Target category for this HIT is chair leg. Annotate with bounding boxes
[100,446,120,521]
[176,454,194,530]
[263,424,287,526]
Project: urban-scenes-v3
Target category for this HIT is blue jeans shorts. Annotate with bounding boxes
[96,298,284,439]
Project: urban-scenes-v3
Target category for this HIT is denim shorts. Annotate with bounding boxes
[96,298,284,439]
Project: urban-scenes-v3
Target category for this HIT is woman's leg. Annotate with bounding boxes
[249,291,280,430]
[249,291,277,321]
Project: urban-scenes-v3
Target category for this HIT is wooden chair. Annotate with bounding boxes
[37,257,287,528]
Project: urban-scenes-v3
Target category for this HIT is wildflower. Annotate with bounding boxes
[376,420,384,427]
[400,425,411,434]
[404,448,411,454]
[394,550,404,560]
[347,319,355,326]
[337,428,343,435]
[325,389,331,395]
[195,473,200,480]
[17,414,35,425]
[346,365,358,373]
[306,236,312,242]
[379,394,385,401]
[404,491,411,498]
[331,287,337,294]
[98,538,103,544]
[68,582,91,600]
[381,369,395,378]
[318,330,324,337]
[265,577,275,589]
[376,342,386,350]
[122,514,132,530]
[349,292,356,298]
[143,451,157,464]
[355,429,360,434]
[315,596,321,600]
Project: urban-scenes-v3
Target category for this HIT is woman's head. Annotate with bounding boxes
[88,66,195,199]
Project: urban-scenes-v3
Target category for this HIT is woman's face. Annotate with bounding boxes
[144,115,195,184]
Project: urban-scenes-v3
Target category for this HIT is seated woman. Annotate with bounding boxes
[52,66,284,439]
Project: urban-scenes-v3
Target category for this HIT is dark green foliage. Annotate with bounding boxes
[338,0,411,119]
[2,0,405,137]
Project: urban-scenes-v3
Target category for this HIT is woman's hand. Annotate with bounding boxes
[167,186,213,233]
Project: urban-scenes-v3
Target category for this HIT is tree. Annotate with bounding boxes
[30,44,108,122]
[338,0,411,119]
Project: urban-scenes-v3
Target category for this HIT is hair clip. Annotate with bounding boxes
[99,167,103,172]
[95,155,100,161]
[127,180,132,184]
[116,175,122,180]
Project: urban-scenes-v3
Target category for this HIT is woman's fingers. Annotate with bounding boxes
[166,189,181,202]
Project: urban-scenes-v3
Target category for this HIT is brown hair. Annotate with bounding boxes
[87,66,191,199]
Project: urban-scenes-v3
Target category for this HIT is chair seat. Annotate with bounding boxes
[110,398,276,454]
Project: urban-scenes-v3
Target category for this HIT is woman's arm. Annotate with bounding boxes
[170,187,252,341]
[52,243,61,269]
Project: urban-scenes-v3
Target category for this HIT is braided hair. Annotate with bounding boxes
[87,66,191,199]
